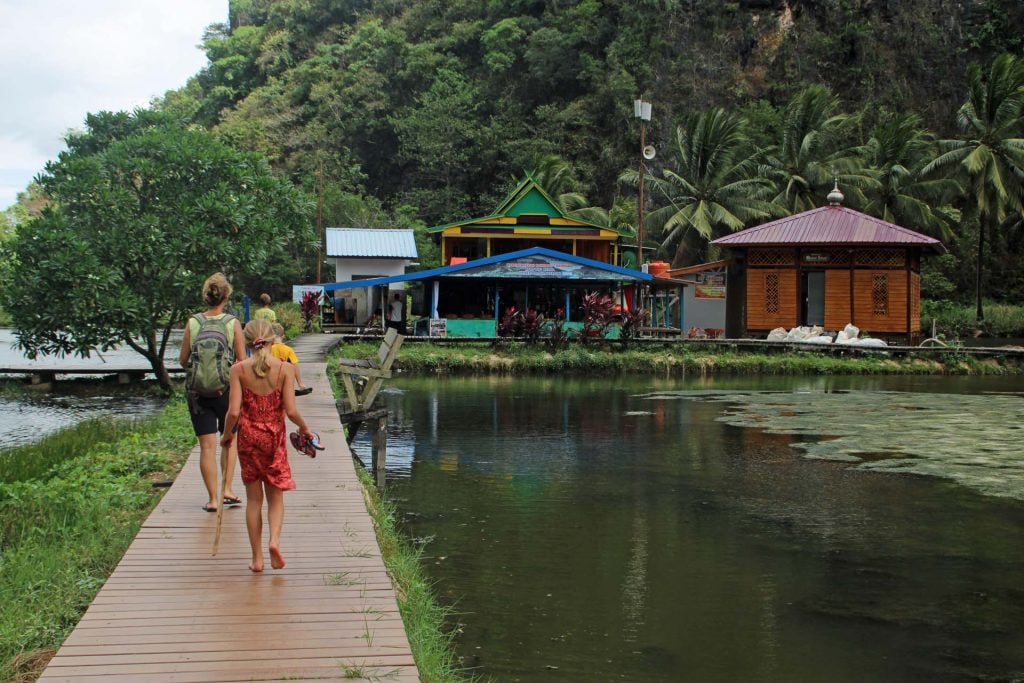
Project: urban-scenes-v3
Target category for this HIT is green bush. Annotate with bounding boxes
[922,300,1024,338]
[272,302,309,338]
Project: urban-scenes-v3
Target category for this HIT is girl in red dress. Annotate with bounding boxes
[221,319,314,572]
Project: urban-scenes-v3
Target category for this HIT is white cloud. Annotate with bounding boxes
[0,0,226,208]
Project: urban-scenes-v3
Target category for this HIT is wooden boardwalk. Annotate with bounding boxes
[40,334,420,682]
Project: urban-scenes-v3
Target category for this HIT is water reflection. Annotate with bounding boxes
[0,328,176,446]
[360,375,1024,682]
[0,394,166,447]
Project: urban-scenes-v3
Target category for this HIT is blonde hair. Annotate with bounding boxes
[202,272,232,307]
[271,322,285,342]
[244,319,275,378]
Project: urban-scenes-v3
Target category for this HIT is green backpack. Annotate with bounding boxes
[185,313,236,397]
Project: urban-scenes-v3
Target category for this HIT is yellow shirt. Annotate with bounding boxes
[253,307,276,322]
[271,342,298,364]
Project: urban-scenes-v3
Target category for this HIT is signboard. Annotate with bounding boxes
[694,272,726,299]
[447,253,636,281]
[429,318,447,338]
[292,285,324,304]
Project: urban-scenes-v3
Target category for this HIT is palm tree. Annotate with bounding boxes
[923,53,1024,329]
[621,107,780,267]
[528,154,610,226]
[860,112,960,240]
[763,85,875,213]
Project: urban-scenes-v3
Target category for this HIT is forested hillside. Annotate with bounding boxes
[6,0,1024,313]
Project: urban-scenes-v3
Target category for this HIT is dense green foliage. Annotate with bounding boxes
[4,1,1023,324]
[0,400,195,682]
[0,111,314,390]
[144,1,1024,315]
[922,300,1024,338]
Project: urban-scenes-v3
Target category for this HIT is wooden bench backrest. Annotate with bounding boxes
[377,327,400,366]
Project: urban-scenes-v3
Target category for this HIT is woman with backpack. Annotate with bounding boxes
[179,272,247,513]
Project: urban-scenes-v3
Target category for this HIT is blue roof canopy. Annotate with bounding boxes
[322,247,651,292]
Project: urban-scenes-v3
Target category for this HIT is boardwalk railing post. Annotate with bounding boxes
[372,413,388,487]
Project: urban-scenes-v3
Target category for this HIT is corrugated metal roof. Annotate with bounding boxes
[325,228,418,258]
[323,247,652,291]
[711,206,943,250]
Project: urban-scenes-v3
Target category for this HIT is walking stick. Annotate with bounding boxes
[211,443,230,556]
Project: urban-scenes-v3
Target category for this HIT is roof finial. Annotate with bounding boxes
[827,178,844,206]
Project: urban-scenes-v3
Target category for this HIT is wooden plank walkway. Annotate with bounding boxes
[40,334,420,682]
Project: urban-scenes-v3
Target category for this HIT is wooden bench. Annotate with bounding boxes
[335,328,403,485]
[336,327,404,413]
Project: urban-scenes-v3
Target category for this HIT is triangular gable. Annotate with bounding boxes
[427,176,630,235]
[492,176,565,218]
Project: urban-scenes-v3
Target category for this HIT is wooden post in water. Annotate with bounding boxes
[372,413,388,487]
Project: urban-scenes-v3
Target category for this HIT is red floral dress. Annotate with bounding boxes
[236,367,295,491]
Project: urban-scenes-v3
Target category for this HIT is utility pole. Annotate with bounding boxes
[633,98,652,269]
[316,157,324,283]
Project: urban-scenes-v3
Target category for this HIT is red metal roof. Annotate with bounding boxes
[711,206,943,251]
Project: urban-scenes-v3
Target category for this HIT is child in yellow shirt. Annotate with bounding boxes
[270,323,312,395]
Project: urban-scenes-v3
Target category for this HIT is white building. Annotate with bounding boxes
[325,228,418,324]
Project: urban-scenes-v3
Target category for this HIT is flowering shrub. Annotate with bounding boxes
[581,291,615,343]
[618,306,650,346]
[300,290,322,332]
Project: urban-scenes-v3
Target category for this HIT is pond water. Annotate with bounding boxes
[356,375,1024,682]
[0,329,173,446]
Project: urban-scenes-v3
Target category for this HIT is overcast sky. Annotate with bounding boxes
[0,1,227,209]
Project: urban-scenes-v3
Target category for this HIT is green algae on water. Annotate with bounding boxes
[642,390,1024,501]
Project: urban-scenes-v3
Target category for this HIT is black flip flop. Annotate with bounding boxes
[223,496,242,506]
[202,504,217,513]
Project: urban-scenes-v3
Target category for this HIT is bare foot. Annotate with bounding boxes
[249,558,264,573]
[269,544,286,570]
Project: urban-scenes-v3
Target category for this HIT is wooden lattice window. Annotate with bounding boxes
[872,274,889,315]
[766,273,780,314]
[856,249,904,267]
[749,249,795,266]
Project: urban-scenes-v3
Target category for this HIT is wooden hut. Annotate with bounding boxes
[711,186,943,344]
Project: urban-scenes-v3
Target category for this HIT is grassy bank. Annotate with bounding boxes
[356,467,470,682]
[0,398,194,682]
[334,340,1024,377]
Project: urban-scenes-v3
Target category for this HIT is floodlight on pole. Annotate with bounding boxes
[633,97,652,269]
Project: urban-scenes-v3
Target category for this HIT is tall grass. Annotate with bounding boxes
[0,418,139,484]
[922,300,1024,338]
[0,398,195,682]
[355,467,471,682]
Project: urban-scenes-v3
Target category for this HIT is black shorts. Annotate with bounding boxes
[188,393,229,436]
